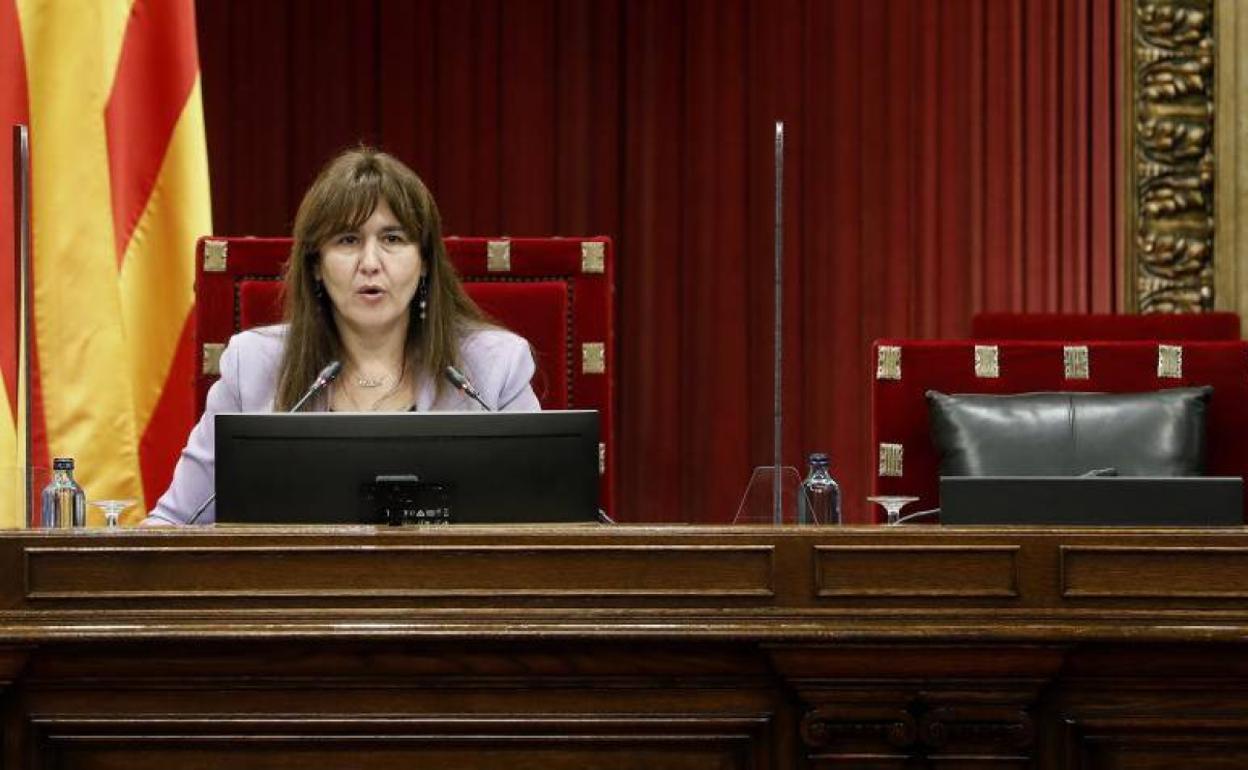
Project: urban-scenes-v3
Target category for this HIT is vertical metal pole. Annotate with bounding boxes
[13,125,32,526]
[773,122,784,525]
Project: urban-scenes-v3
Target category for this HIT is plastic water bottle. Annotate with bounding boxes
[40,457,86,528]
[799,452,841,525]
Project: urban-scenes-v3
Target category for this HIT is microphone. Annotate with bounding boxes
[291,360,343,412]
[187,359,342,525]
[444,365,492,411]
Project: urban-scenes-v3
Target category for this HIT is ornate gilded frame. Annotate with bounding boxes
[1122,0,1216,314]
[1211,0,1248,329]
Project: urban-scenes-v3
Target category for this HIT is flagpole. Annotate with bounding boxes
[13,125,32,526]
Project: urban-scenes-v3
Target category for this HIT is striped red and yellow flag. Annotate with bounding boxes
[1,0,211,526]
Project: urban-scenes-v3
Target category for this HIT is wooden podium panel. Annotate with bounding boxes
[1,525,1248,768]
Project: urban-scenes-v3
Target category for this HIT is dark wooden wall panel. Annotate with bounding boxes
[4,527,1248,768]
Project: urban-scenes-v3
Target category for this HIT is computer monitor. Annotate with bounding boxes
[215,411,599,525]
[940,476,1243,526]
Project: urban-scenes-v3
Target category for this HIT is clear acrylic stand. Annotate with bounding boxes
[733,465,805,525]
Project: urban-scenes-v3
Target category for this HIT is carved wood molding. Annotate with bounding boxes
[1125,0,1216,312]
[800,705,918,751]
[21,544,776,601]
[28,713,775,770]
[1059,713,1248,769]
[918,705,1035,752]
[797,694,1038,763]
[15,529,1248,640]
[773,644,1063,764]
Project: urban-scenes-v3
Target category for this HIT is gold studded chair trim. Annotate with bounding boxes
[487,240,511,272]
[1158,344,1184,379]
[1063,345,1090,380]
[878,443,903,477]
[876,345,902,380]
[973,345,1000,378]
[203,239,228,272]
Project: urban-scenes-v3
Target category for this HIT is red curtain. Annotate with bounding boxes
[197,0,1119,523]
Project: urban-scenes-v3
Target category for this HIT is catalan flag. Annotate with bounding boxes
[1,0,211,526]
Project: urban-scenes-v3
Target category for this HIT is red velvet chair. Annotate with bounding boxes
[871,339,1248,522]
[971,312,1242,341]
[194,235,616,516]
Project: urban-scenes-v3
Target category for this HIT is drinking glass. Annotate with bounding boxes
[90,499,136,528]
[867,495,920,526]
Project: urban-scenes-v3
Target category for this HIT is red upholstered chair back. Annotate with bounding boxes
[194,236,616,515]
[871,340,1248,522]
[971,312,1242,341]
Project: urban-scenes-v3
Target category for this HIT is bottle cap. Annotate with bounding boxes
[52,457,74,471]
[808,452,829,466]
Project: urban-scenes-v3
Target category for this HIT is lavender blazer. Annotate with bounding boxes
[145,324,540,525]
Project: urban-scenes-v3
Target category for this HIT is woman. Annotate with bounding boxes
[145,147,539,525]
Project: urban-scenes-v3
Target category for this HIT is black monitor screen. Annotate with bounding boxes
[215,411,599,525]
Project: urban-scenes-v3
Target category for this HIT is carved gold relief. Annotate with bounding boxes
[202,343,225,376]
[1063,346,1090,380]
[203,240,228,272]
[973,345,1000,379]
[487,240,511,272]
[1127,0,1215,313]
[581,241,605,274]
[581,342,606,374]
[878,444,903,478]
[876,346,901,380]
[1157,343,1184,377]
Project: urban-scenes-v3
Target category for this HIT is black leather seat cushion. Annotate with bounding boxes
[926,387,1212,477]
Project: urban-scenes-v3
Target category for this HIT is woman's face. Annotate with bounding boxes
[315,199,425,340]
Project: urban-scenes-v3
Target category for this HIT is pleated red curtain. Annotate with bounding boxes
[198,0,1119,523]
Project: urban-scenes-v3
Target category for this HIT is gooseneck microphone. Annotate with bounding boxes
[444,365,492,411]
[186,360,342,525]
[290,360,343,412]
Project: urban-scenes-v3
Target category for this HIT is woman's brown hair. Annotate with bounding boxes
[274,147,489,410]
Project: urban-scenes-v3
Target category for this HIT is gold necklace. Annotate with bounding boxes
[348,364,397,389]
[337,370,409,412]
[344,357,406,397]
[354,373,390,389]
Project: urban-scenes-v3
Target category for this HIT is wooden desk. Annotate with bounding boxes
[2,524,1247,768]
